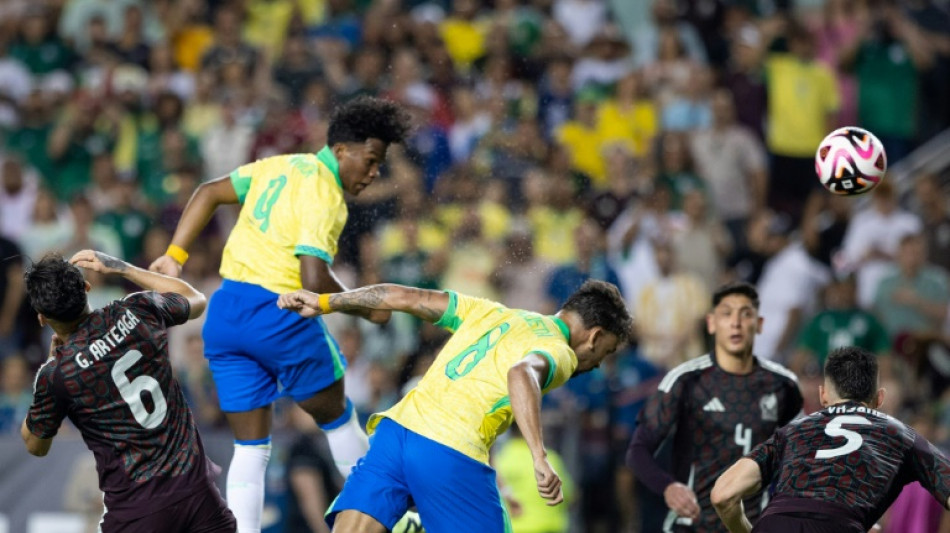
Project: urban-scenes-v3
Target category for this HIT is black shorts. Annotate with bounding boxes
[100,484,236,533]
[752,513,864,533]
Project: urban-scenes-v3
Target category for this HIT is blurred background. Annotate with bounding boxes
[0,0,949,531]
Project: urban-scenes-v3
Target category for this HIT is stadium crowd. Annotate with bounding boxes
[1,0,950,531]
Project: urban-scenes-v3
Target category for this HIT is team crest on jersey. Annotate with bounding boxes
[760,393,778,422]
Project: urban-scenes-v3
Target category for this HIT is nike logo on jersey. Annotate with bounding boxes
[703,397,726,412]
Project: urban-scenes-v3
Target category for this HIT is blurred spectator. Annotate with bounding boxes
[913,174,950,273]
[555,90,604,186]
[634,238,707,369]
[801,192,852,270]
[596,70,658,159]
[146,41,196,101]
[658,64,713,133]
[673,189,732,292]
[448,86,491,164]
[791,275,890,408]
[690,88,767,247]
[656,131,705,211]
[109,4,151,68]
[20,188,70,259]
[436,207,499,300]
[572,24,635,92]
[59,0,164,53]
[538,56,575,138]
[0,355,32,433]
[765,19,840,224]
[545,217,620,310]
[493,229,554,314]
[64,194,122,258]
[200,96,254,181]
[553,0,607,48]
[494,423,575,533]
[813,0,866,128]
[755,214,831,362]
[273,33,323,108]
[95,179,151,262]
[175,333,223,428]
[633,0,707,68]
[284,405,343,533]
[840,180,922,308]
[0,156,40,241]
[723,24,767,140]
[10,6,75,75]
[0,237,24,358]
[46,95,119,200]
[873,233,950,339]
[526,172,583,266]
[243,0,323,62]
[201,5,260,86]
[840,2,933,163]
[440,0,486,71]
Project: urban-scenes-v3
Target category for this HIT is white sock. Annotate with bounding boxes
[320,399,369,478]
[227,439,272,533]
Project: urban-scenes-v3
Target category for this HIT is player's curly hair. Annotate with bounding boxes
[327,96,412,146]
[712,281,759,309]
[561,280,633,343]
[825,346,879,404]
[24,254,88,322]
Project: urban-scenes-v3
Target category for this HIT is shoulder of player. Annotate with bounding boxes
[756,358,800,386]
[657,354,714,393]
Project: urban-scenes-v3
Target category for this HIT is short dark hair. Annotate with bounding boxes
[712,281,759,309]
[24,254,88,322]
[327,96,412,146]
[824,346,879,404]
[561,280,633,343]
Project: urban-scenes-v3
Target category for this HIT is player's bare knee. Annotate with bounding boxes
[298,385,346,425]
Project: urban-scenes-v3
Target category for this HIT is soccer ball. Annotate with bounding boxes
[814,126,887,196]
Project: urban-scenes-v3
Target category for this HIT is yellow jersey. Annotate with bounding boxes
[368,291,579,464]
[220,147,347,294]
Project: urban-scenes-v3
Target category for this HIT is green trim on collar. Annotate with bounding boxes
[551,316,570,343]
[316,146,342,189]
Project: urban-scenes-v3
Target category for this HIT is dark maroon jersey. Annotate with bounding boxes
[25,291,214,520]
[627,353,803,532]
[749,401,950,532]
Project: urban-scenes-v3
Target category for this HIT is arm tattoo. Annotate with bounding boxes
[328,285,388,311]
[408,288,444,322]
[95,252,128,272]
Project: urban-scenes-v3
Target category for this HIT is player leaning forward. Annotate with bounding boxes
[22,250,236,532]
[278,280,633,533]
[627,282,804,532]
[713,346,950,533]
[148,97,411,531]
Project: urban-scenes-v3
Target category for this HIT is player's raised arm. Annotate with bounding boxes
[70,250,207,319]
[508,351,564,506]
[148,175,238,277]
[711,458,762,533]
[299,256,391,324]
[278,284,449,323]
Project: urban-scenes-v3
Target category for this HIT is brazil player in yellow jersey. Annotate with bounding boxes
[148,96,411,533]
[277,279,633,533]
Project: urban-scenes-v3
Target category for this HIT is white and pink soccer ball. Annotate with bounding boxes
[815,127,887,196]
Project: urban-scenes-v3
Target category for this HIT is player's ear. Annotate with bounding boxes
[37,313,47,328]
[755,316,763,334]
[818,384,828,407]
[84,281,91,293]
[873,388,886,410]
[331,142,347,162]
[705,313,715,335]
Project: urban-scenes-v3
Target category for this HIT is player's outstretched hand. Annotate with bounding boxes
[148,255,182,277]
[533,457,564,506]
[69,250,127,276]
[664,482,700,521]
[277,290,324,318]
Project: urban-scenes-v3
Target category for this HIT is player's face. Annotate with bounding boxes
[337,139,389,196]
[707,294,762,358]
[574,329,621,374]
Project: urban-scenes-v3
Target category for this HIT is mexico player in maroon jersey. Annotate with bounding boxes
[712,346,950,533]
[627,281,804,532]
[20,250,236,533]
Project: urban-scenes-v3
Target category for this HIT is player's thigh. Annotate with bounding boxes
[276,316,349,407]
[403,430,510,533]
[327,419,412,531]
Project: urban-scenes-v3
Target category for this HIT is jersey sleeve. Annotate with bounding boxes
[25,362,67,439]
[779,379,804,426]
[905,432,950,509]
[529,344,577,393]
[229,160,267,204]
[293,173,345,265]
[626,374,687,494]
[123,291,191,327]
[747,431,782,485]
[433,290,501,333]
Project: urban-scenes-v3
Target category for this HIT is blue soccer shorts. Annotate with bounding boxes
[327,418,512,533]
[202,279,346,412]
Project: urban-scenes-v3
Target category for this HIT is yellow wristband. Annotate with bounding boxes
[166,244,189,265]
[318,293,332,314]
